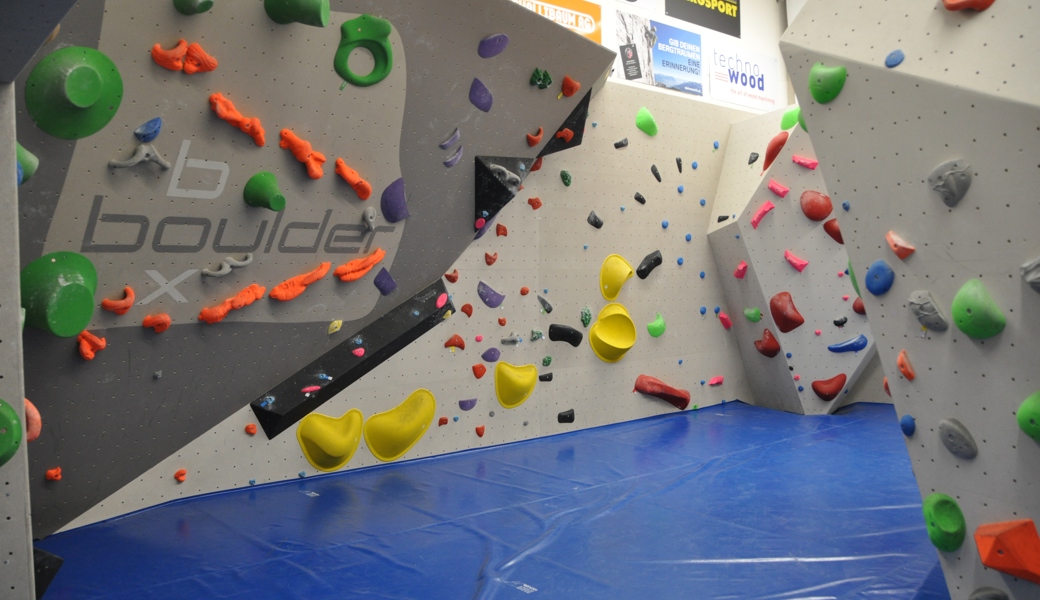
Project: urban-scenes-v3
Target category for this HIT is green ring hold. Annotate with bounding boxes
[1017,391,1040,443]
[264,0,329,26]
[0,399,23,468]
[21,251,98,338]
[25,46,123,140]
[334,14,393,88]
[922,493,966,552]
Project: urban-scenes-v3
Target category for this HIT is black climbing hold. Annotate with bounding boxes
[833,316,847,327]
[557,409,575,423]
[539,373,553,382]
[637,250,663,279]
[748,152,759,165]
[587,210,604,229]
[651,164,661,182]
[537,295,553,313]
[614,138,629,149]
[969,588,1009,600]
[474,155,533,233]
[676,157,682,173]
[717,215,729,223]
[634,192,646,205]
[538,90,592,158]
[548,324,583,347]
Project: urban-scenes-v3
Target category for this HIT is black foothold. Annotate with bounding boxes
[717,215,730,223]
[537,295,553,313]
[748,152,760,165]
[587,210,604,229]
[634,192,646,205]
[676,157,682,173]
[539,372,553,382]
[614,138,629,149]
[651,164,661,182]
[557,409,575,423]
[548,324,583,347]
[637,250,663,280]
[833,316,848,327]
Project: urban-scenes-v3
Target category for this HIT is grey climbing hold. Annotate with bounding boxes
[637,250,663,280]
[489,163,521,192]
[909,290,949,331]
[202,261,232,277]
[225,254,253,268]
[587,211,604,229]
[676,157,682,173]
[539,373,553,382]
[109,144,171,169]
[362,206,377,232]
[1019,255,1040,292]
[537,295,553,313]
[928,159,972,207]
[489,410,496,417]
[202,253,253,277]
[501,332,521,345]
[939,418,978,459]
[748,152,759,166]
[651,164,661,182]
[969,588,1009,600]
[634,192,646,205]
[530,329,544,341]
[614,138,628,149]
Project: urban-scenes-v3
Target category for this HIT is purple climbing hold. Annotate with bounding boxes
[478,34,509,59]
[481,347,501,362]
[380,178,410,223]
[459,398,478,411]
[373,268,397,295]
[443,145,463,168]
[469,78,493,112]
[477,281,506,308]
[438,128,460,150]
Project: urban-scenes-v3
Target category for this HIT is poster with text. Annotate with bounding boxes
[511,0,602,43]
[708,42,778,111]
[615,12,702,95]
[666,0,740,38]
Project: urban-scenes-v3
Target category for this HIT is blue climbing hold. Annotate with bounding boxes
[621,206,626,211]
[827,333,869,353]
[735,234,741,239]
[713,141,719,149]
[543,289,548,294]
[786,352,792,358]
[691,161,698,169]
[713,306,720,314]
[885,50,905,68]
[678,185,684,193]
[249,479,256,486]
[700,380,706,385]
[699,271,705,279]
[677,257,684,265]
[662,220,669,229]
[842,201,850,211]
[453,416,459,422]
[685,233,692,242]
[900,415,916,436]
[798,386,804,392]
[583,245,588,250]
[592,122,598,127]
[134,117,163,143]
[678,359,683,365]
[700,307,707,315]
[298,472,306,478]
[699,198,706,206]
[16,162,23,186]
[865,259,895,296]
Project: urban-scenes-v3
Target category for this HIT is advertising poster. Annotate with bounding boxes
[708,42,778,111]
[511,0,602,43]
[615,12,702,96]
[665,0,740,38]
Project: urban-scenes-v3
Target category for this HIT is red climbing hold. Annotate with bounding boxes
[245,424,257,435]
[101,286,135,315]
[24,399,41,442]
[485,252,498,266]
[174,468,188,483]
[438,416,448,426]
[974,519,1040,585]
[498,317,507,326]
[142,313,171,333]
[496,223,508,237]
[561,75,581,97]
[942,0,995,11]
[475,425,486,437]
[528,197,542,210]
[811,373,847,402]
[883,376,891,397]
[445,334,466,350]
[45,467,62,481]
[526,127,543,147]
[461,304,473,317]
[633,374,690,410]
[734,260,748,279]
[885,230,915,260]
[718,312,733,330]
[520,287,530,296]
[799,190,833,221]
[823,219,844,244]
[853,297,866,315]
[555,128,574,143]
[769,292,805,333]
[762,131,789,172]
[530,157,543,172]
[754,328,781,358]
[444,269,459,283]
[77,330,107,361]
[472,364,487,379]
[709,376,724,387]
[897,349,915,381]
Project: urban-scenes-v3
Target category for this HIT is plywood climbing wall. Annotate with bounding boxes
[783,1,1040,598]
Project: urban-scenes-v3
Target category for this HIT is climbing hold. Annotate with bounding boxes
[496,223,508,237]
[922,493,966,551]
[754,329,781,358]
[438,417,448,427]
[530,68,552,88]
[899,415,916,437]
[498,317,507,327]
[614,138,629,149]
[799,190,832,221]
[939,418,978,459]
[106,143,169,170]
[439,128,460,151]
[823,218,843,244]
[481,348,501,363]
[495,362,538,408]
[885,231,915,260]
[21,251,97,337]
[484,252,498,266]
[558,409,575,424]
[951,279,1005,339]
[1017,391,1040,443]
[549,324,582,347]
[968,588,1008,600]
[0,399,23,467]
[519,287,530,296]
[380,178,410,222]
[651,164,661,182]
[20,399,40,443]
[780,106,801,130]
[459,304,473,318]
[174,0,213,15]
[842,201,850,211]
[361,206,378,232]
[445,334,466,351]
[942,0,996,11]
[744,308,762,322]
[647,313,666,338]
[142,313,172,333]
[661,221,669,229]
[589,303,637,363]
[762,131,788,172]
[297,408,363,472]
[928,159,972,207]
[700,307,708,315]
[264,0,329,26]
[633,374,689,410]
[538,373,553,383]
[811,373,847,401]
[587,211,604,229]
[555,128,574,143]
[561,75,581,98]
[270,263,330,301]
[750,200,775,229]
[478,33,509,58]
[183,42,219,74]
[469,78,493,112]
[279,129,326,179]
[885,49,905,68]
[748,152,759,166]
[45,467,62,481]
[528,197,542,210]
[864,259,895,296]
[530,330,544,341]
[636,250,663,280]
[443,145,464,169]
[677,185,684,194]
[792,155,819,170]
[718,312,733,330]
[560,170,572,186]
[526,127,543,147]
[600,254,634,300]
[828,334,868,353]
[908,290,948,331]
[198,284,266,324]
[25,46,124,139]
[853,297,865,315]
[1020,255,1040,292]
[974,519,1040,585]
[833,316,847,327]
[770,292,805,333]
[208,93,265,146]
[808,62,847,104]
[101,286,135,316]
[814,330,821,336]
[152,39,188,70]
[713,141,720,150]
[459,399,477,411]
[685,234,692,242]
[334,13,394,86]
[333,248,386,282]
[709,376,724,387]
[848,260,861,297]
[634,192,646,205]
[133,117,162,143]
[767,179,789,198]
[537,295,553,314]
[242,171,286,211]
[363,389,435,462]
[174,469,187,483]
[784,250,809,273]
[373,268,397,295]
[475,425,485,437]
[334,159,373,200]
[635,107,658,136]
[896,349,916,381]
[472,364,487,379]
[443,269,459,284]
[16,143,38,184]
[676,157,683,173]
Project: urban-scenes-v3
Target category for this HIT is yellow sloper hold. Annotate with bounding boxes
[589,303,637,363]
[600,254,634,301]
[297,409,364,472]
[495,362,538,408]
[364,389,436,462]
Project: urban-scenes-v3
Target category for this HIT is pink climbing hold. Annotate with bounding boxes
[719,312,733,329]
[843,295,850,301]
[708,376,724,386]
[734,260,748,279]
[475,335,483,342]
[436,293,448,309]
[784,249,809,272]
[815,329,822,336]
[475,218,486,229]
[767,179,789,198]
[751,200,775,229]
[792,155,819,169]
[352,348,365,357]
[301,385,321,393]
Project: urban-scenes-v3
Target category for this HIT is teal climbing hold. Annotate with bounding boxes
[636,107,658,136]
[951,279,1005,339]
[808,62,847,104]
[1017,391,1040,444]
[922,493,966,552]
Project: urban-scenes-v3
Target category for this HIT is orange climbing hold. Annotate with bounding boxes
[444,269,459,283]
[496,223,508,237]
[24,399,41,442]
[77,330,106,360]
[485,252,498,266]
[45,467,62,481]
[101,286,135,315]
[472,364,487,379]
[883,376,891,397]
[183,42,218,74]
[279,129,326,179]
[530,157,543,172]
[174,469,187,483]
[460,303,473,317]
[151,39,188,71]
[142,313,171,333]
[974,519,1040,585]
[245,424,257,435]
[498,317,507,326]
[897,349,916,381]
[334,248,386,282]
[445,334,466,350]
[885,231,916,260]
[561,75,581,97]
[270,262,331,301]
[528,197,542,210]
[198,283,266,324]
[475,425,486,437]
[334,158,373,200]
[526,127,543,146]
[520,287,530,296]
[438,417,448,426]
[555,128,574,143]
[209,93,266,146]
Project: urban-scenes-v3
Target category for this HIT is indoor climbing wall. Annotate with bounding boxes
[63,80,761,530]
[783,1,1040,598]
[707,106,883,415]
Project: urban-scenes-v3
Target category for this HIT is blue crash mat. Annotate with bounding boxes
[37,402,951,600]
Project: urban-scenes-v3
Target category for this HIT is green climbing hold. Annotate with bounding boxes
[264,0,329,26]
[780,107,800,131]
[922,493,966,552]
[173,0,214,15]
[531,329,544,341]
[243,171,286,211]
[1017,391,1040,443]
[951,279,1006,339]
[848,259,861,298]
[25,46,123,140]
[647,313,666,338]
[21,251,97,338]
[0,398,23,469]
[744,307,762,323]
[636,107,658,136]
[560,171,572,187]
[334,14,393,87]
[798,109,807,132]
[16,143,39,182]
[530,68,552,89]
[542,355,552,367]
[581,306,592,328]
[808,62,847,104]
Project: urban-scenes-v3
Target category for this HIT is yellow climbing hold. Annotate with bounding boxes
[363,388,436,462]
[296,408,363,472]
[600,254,634,301]
[589,303,637,363]
[495,361,538,408]
[327,319,342,334]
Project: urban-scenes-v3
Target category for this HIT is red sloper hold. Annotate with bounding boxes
[823,218,844,244]
[633,374,691,411]
[811,373,848,402]
[799,190,833,221]
[445,334,466,350]
[460,304,473,317]
[485,252,498,266]
[754,328,781,358]
[762,131,789,172]
[475,425,486,437]
[943,0,995,11]
[853,297,866,315]
[530,157,543,172]
[438,416,448,426]
[769,291,805,333]
[561,75,581,97]
[496,223,508,237]
[472,364,487,379]
[528,197,542,210]
[974,519,1040,585]
[718,312,733,330]
[444,269,459,283]
[883,376,891,397]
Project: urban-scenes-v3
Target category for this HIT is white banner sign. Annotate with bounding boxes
[708,43,779,111]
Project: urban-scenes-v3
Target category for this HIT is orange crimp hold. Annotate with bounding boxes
[151,39,188,71]
[334,158,373,200]
[184,42,218,74]
[209,93,266,146]
[174,469,188,483]
[555,128,574,143]
[77,330,107,361]
[143,313,172,333]
[270,262,331,301]
[279,129,326,179]
[101,286,135,315]
[45,467,62,482]
[334,248,386,282]
[897,349,916,381]
[198,284,266,324]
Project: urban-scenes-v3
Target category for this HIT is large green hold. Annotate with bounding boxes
[922,493,966,552]
[243,171,286,211]
[0,398,23,468]
[1017,391,1040,443]
[951,279,1005,339]
[847,259,861,298]
[744,307,762,323]
[334,14,393,87]
[21,251,97,338]
[635,107,658,136]
[808,62,847,104]
[25,46,123,139]
[780,107,800,131]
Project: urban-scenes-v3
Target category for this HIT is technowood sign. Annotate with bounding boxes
[511,0,601,43]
